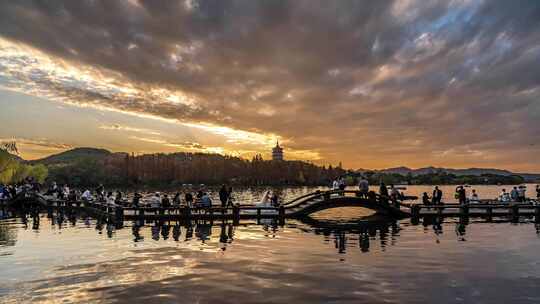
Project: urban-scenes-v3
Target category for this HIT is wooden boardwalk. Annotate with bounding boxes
[2,190,540,223]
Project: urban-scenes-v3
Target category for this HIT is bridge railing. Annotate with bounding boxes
[282,189,376,209]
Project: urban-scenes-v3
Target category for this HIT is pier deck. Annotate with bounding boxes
[2,191,540,223]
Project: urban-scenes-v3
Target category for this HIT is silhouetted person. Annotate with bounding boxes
[517,186,526,202]
[173,192,181,205]
[456,186,466,205]
[379,182,388,197]
[226,186,234,207]
[422,192,431,205]
[96,184,105,201]
[379,182,389,204]
[271,193,279,207]
[358,176,369,198]
[115,191,123,205]
[219,185,229,208]
[132,192,141,207]
[432,186,443,205]
[510,187,519,201]
[185,192,193,207]
[162,195,171,208]
[537,185,540,200]
[338,177,346,192]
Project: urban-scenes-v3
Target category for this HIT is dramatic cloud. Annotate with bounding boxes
[0,0,539,170]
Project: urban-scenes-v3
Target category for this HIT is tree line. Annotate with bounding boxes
[46,152,347,187]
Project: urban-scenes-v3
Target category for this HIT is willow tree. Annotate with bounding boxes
[0,141,48,184]
[0,141,19,183]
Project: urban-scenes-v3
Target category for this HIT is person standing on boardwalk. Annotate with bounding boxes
[332,179,339,190]
[184,192,193,208]
[456,186,467,205]
[379,182,389,204]
[358,176,369,198]
[536,185,540,200]
[500,189,511,202]
[173,192,181,205]
[432,186,443,205]
[162,194,171,208]
[227,186,234,207]
[470,189,479,203]
[510,187,519,202]
[132,192,141,207]
[338,177,346,191]
[422,192,431,206]
[379,182,388,197]
[517,186,526,202]
[219,185,229,208]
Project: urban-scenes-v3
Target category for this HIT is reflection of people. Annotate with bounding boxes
[359,233,370,253]
[172,224,181,241]
[455,222,466,240]
[132,224,143,242]
[219,223,228,251]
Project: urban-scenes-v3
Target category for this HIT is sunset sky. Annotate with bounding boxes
[0,1,539,172]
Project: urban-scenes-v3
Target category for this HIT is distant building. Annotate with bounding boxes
[272,141,284,161]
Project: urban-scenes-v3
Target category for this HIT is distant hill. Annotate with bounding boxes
[19,147,540,183]
[357,166,539,182]
[29,147,112,165]
[380,166,514,176]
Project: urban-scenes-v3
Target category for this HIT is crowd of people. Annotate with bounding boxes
[3,177,540,208]
[0,177,41,200]
[49,183,282,210]
[350,175,540,206]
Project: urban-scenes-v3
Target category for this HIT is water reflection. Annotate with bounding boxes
[4,208,540,303]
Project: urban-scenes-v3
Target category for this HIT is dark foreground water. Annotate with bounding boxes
[2,206,540,304]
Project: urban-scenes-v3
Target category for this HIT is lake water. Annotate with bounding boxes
[2,185,540,303]
[141,183,540,205]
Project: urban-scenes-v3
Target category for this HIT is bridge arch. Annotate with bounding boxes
[283,190,410,218]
